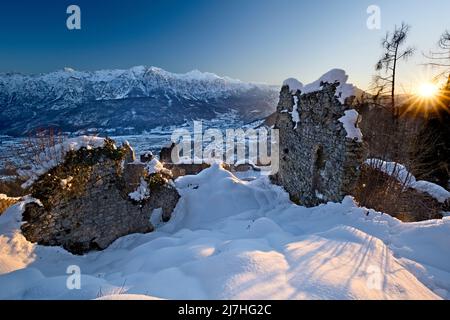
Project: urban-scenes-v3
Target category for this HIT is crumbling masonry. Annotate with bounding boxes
[270,82,366,206]
[21,140,180,254]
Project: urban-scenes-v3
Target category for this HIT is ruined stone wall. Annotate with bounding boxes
[271,83,366,206]
[21,141,179,254]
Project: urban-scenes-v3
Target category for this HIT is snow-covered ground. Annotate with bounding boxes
[366,159,450,203]
[0,164,449,300]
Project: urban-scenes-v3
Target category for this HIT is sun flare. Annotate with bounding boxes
[417,82,438,98]
[405,79,447,117]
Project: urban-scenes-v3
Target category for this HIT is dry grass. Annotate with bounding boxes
[353,166,443,222]
[0,178,27,197]
[354,100,446,222]
[0,196,20,215]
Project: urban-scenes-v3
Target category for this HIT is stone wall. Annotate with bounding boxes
[270,83,366,206]
[160,145,240,179]
[21,140,180,254]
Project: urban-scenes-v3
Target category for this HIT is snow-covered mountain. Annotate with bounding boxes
[0,66,278,136]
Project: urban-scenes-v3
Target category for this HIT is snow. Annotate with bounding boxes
[60,176,73,189]
[146,158,165,175]
[366,159,414,185]
[413,181,450,204]
[128,158,170,201]
[128,158,171,201]
[18,136,106,189]
[283,71,362,137]
[338,109,363,142]
[283,69,356,104]
[234,159,257,167]
[283,78,303,93]
[0,164,448,300]
[366,159,450,203]
[128,178,150,202]
[0,66,275,105]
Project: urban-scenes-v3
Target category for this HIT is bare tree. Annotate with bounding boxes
[423,30,450,80]
[375,22,415,120]
[416,32,450,189]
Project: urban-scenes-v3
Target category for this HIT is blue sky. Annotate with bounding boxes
[0,0,449,91]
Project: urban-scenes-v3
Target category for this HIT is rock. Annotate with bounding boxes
[122,141,136,163]
[160,143,176,163]
[21,139,180,255]
[122,162,147,194]
[140,151,154,163]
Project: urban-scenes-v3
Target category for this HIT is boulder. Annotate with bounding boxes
[21,138,180,254]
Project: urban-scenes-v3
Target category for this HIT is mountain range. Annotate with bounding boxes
[0,66,278,136]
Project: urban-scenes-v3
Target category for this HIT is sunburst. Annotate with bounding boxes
[403,80,448,118]
[417,82,438,98]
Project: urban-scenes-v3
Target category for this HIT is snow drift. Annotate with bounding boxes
[0,164,449,300]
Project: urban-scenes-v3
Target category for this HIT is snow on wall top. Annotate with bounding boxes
[18,136,106,189]
[283,69,356,104]
[282,78,303,93]
[366,159,450,203]
[282,69,362,141]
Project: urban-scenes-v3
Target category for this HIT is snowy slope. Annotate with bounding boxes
[0,66,267,102]
[0,165,448,300]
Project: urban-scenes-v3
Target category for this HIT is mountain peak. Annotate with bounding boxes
[63,67,76,72]
[0,65,278,136]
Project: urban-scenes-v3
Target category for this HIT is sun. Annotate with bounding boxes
[417,82,438,98]
[404,80,447,117]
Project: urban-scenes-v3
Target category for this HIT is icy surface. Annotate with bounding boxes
[0,165,448,300]
[366,159,450,203]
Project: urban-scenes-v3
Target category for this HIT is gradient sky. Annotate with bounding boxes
[0,0,449,91]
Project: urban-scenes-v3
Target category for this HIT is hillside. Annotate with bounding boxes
[0,66,278,136]
[0,165,448,299]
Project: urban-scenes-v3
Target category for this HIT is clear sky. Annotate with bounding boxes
[0,0,449,91]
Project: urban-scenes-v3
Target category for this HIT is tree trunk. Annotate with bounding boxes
[392,46,399,121]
